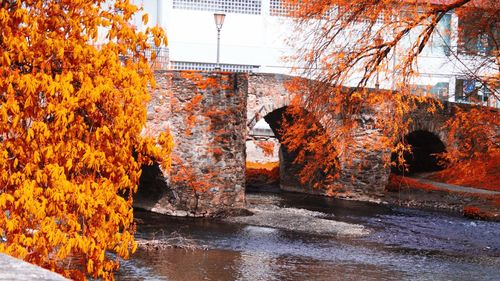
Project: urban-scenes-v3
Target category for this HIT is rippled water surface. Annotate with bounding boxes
[117,192,500,281]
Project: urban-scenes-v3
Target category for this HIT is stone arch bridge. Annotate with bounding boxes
[134,71,466,216]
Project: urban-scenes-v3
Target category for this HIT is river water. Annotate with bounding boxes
[117,191,500,281]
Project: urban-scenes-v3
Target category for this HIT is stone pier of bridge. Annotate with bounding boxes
[134,71,247,216]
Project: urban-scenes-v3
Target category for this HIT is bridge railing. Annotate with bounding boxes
[93,44,170,70]
[249,128,276,137]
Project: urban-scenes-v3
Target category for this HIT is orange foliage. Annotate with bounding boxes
[0,1,171,280]
[180,71,220,94]
[182,93,205,136]
[255,141,275,157]
[172,163,213,193]
[246,161,280,185]
[247,161,279,170]
[278,0,498,191]
[441,107,499,165]
[212,147,224,158]
[283,0,498,94]
[278,94,341,189]
[386,174,440,192]
[463,205,498,220]
[433,116,500,192]
[279,76,438,192]
[447,163,500,189]
[184,94,203,112]
[180,72,231,138]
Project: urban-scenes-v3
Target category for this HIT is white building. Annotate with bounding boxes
[132,0,498,107]
[133,0,296,73]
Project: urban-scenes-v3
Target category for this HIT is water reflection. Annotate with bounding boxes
[127,248,241,281]
[119,247,407,281]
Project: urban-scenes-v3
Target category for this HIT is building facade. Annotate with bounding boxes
[132,0,498,107]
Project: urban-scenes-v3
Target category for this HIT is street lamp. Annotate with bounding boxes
[374,34,383,90]
[214,11,226,71]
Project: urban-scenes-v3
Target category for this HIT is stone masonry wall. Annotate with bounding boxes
[247,73,294,131]
[407,101,457,147]
[136,71,464,216]
[246,75,466,200]
[337,114,390,197]
[135,71,247,216]
[247,74,390,198]
[275,110,390,199]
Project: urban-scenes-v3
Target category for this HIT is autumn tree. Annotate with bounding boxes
[278,0,498,186]
[0,0,171,280]
[435,107,499,190]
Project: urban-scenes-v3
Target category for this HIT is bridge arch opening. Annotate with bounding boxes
[134,163,176,211]
[246,106,336,191]
[391,130,447,175]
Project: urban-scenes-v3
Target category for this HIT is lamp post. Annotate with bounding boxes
[214,11,226,71]
[374,35,383,90]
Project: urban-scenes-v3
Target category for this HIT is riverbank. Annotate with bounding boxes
[247,180,499,222]
[245,161,500,221]
[383,174,500,221]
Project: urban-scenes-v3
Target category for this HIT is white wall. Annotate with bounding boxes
[143,0,295,72]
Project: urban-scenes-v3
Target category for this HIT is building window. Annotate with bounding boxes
[455,78,491,104]
[399,11,452,56]
[173,0,262,15]
[430,82,449,100]
[432,13,451,56]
